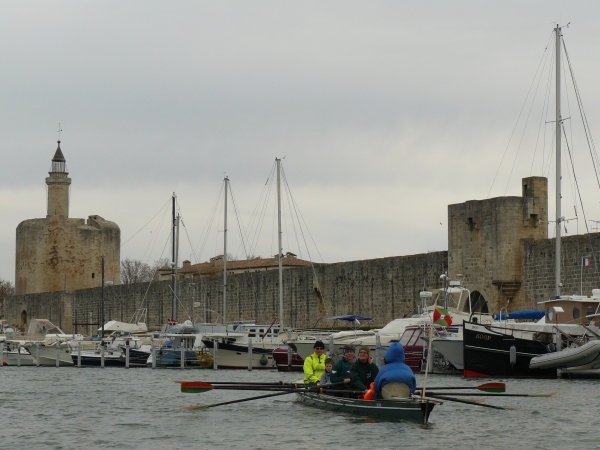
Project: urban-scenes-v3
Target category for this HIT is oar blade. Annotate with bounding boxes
[181,381,214,393]
[478,382,506,393]
[530,391,561,397]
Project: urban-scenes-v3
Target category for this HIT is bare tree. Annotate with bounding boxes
[0,277,15,319]
[120,258,152,284]
[120,258,173,284]
[150,258,170,281]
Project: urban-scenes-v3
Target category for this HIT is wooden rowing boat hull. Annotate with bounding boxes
[296,392,435,423]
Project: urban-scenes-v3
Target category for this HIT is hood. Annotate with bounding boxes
[383,342,405,364]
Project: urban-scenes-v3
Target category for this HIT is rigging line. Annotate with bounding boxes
[562,124,600,283]
[280,165,325,264]
[120,197,171,248]
[543,132,556,179]
[229,183,254,264]
[487,31,554,198]
[540,47,556,176]
[530,40,554,175]
[248,167,275,258]
[504,37,552,195]
[141,196,172,265]
[194,182,224,263]
[562,38,600,190]
[563,36,600,172]
[130,228,174,321]
[174,198,197,263]
[283,171,303,260]
[248,163,277,256]
[270,190,277,258]
[166,284,193,321]
[560,53,579,215]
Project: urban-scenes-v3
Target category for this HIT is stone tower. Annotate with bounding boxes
[15,141,121,295]
[448,176,548,313]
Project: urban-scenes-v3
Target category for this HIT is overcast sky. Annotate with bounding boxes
[3,1,600,285]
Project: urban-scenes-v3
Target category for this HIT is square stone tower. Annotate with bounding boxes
[448,176,547,312]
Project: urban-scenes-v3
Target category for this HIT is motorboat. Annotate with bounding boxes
[24,341,74,366]
[201,321,281,369]
[147,332,206,368]
[2,341,35,366]
[286,282,493,361]
[463,296,600,378]
[272,347,304,372]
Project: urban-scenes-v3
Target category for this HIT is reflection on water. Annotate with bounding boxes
[0,367,598,449]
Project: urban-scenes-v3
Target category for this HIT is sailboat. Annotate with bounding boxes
[201,162,289,369]
[462,25,600,379]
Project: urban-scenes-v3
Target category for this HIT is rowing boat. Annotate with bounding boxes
[296,392,440,423]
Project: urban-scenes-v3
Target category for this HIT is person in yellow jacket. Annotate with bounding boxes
[303,340,326,384]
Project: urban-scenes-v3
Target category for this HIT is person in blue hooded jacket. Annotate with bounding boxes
[374,342,417,399]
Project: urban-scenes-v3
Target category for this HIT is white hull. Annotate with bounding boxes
[530,340,600,370]
[431,336,463,370]
[203,340,279,369]
[3,351,35,366]
[26,345,74,366]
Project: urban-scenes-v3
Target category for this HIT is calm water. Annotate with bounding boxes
[0,366,598,449]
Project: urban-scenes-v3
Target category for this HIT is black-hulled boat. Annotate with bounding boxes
[463,320,557,378]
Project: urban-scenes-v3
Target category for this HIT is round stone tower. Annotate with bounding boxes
[15,141,121,295]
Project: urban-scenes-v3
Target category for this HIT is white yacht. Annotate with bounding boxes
[286,280,493,361]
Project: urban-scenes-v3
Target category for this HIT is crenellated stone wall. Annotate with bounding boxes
[522,233,600,308]
[3,252,448,333]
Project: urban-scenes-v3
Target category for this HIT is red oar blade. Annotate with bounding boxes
[181,381,214,393]
[478,382,506,393]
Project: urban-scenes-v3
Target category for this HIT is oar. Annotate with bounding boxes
[426,394,517,411]
[181,381,345,393]
[416,391,560,398]
[181,381,348,394]
[416,382,506,393]
[171,379,301,386]
[182,391,292,410]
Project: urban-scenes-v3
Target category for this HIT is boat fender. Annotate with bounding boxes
[260,354,268,366]
[509,345,516,365]
[364,382,375,400]
[1,360,6,366]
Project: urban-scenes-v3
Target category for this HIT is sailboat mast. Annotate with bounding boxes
[276,158,284,329]
[555,25,562,299]
[171,192,176,321]
[223,177,228,324]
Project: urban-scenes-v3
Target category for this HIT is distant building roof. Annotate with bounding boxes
[178,252,311,277]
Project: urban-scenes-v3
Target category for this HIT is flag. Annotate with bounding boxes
[582,257,592,267]
[433,307,452,327]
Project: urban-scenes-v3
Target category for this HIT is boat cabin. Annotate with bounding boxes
[539,293,600,326]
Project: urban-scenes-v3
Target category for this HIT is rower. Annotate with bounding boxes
[303,340,326,385]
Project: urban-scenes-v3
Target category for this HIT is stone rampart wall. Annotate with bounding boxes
[4,251,448,333]
[522,232,600,307]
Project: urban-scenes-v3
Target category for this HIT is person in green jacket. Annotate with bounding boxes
[349,346,379,395]
[330,344,356,397]
[303,340,326,384]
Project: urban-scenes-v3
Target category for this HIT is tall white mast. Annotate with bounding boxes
[223,177,228,324]
[171,193,177,321]
[276,158,284,328]
[555,25,562,299]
